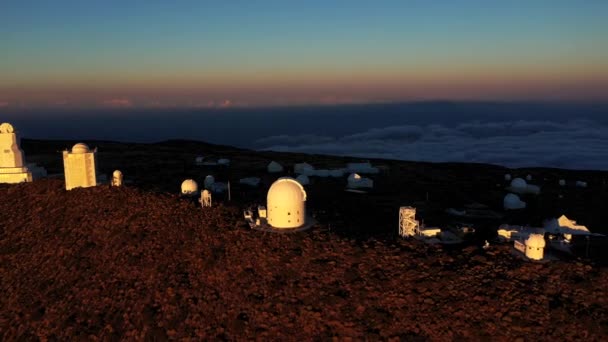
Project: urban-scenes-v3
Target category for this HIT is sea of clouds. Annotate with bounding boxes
[256,119,608,170]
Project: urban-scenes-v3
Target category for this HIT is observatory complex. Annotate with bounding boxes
[0,123,33,184]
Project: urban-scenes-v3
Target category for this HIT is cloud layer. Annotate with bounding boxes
[256,119,608,170]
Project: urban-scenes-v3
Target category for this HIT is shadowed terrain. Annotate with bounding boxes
[1,139,607,339]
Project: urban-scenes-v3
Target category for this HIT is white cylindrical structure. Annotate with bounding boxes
[112,170,123,187]
[525,234,545,260]
[267,177,306,229]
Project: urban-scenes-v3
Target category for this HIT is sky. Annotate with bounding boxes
[1,1,607,109]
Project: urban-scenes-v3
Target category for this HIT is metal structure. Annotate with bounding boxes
[398,206,419,237]
[200,189,212,207]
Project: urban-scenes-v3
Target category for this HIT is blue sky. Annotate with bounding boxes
[1,1,607,108]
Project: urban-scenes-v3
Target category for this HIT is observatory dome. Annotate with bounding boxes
[504,193,526,210]
[504,174,512,181]
[71,143,90,154]
[526,234,546,248]
[181,179,198,195]
[510,178,527,190]
[113,170,123,178]
[204,175,215,189]
[295,174,310,185]
[267,177,307,229]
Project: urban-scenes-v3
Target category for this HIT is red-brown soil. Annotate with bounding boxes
[1,139,608,340]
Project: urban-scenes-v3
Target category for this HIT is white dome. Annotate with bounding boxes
[526,234,546,248]
[510,178,527,189]
[181,179,198,195]
[504,174,512,181]
[71,143,90,154]
[267,161,284,173]
[559,179,566,186]
[294,162,314,174]
[0,122,15,134]
[113,170,123,177]
[295,174,310,185]
[267,177,306,229]
[204,175,215,189]
[504,193,526,210]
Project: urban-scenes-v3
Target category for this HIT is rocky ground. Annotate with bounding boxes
[1,139,607,340]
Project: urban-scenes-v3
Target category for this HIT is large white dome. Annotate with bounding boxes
[71,143,90,154]
[267,177,306,229]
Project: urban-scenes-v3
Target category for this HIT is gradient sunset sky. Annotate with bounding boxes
[1,1,607,109]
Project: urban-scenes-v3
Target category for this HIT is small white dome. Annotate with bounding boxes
[181,179,198,195]
[348,173,362,182]
[71,143,90,154]
[295,174,310,185]
[559,179,566,186]
[204,175,215,189]
[504,193,526,210]
[526,234,546,248]
[113,170,123,177]
[0,122,15,133]
[294,162,314,174]
[267,161,284,173]
[504,174,512,181]
[510,178,527,189]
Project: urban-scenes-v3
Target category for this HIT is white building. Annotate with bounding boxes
[267,177,307,229]
[0,123,33,184]
[63,143,98,190]
[524,234,546,260]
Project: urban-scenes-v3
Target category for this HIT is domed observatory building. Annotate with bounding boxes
[63,143,98,190]
[267,177,307,229]
[0,123,33,183]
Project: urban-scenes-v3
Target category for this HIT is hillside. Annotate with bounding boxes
[1,139,607,340]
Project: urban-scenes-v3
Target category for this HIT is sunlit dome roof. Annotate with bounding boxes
[267,177,307,203]
[526,234,546,248]
[71,143,90,154]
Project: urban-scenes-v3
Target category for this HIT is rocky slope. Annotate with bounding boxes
[1,139,607,340]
